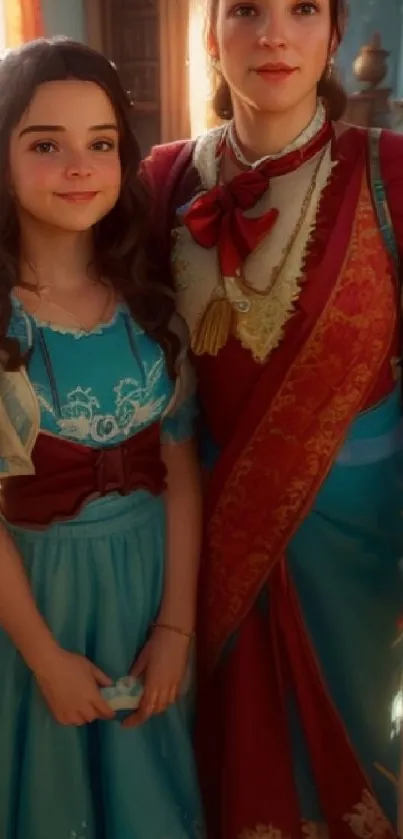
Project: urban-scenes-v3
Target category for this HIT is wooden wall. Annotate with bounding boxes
[93,0,161,154]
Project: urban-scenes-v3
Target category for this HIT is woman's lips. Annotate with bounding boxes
[55,192,99,203]
[254,65,297,81]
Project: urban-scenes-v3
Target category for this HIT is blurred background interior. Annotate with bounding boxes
[4,0,403,154]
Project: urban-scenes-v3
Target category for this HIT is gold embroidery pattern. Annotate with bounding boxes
[343,790,395,838]
[172,146,336,363]
[227,151,334,363]
[238,804,395,839]
[238,826,285,839]
[238,822,329,839]
[173,128,335,363]
[302,824,329,839]
[203,173,397,667]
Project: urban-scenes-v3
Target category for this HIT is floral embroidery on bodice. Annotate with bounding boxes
[8,297,195,447]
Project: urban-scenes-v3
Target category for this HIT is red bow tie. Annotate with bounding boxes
[183,120,333,278]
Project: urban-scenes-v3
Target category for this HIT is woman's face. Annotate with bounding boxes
[9,79,121,233]
[210,0,333,117]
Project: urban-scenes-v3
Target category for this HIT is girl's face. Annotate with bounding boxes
[9,79,121,233]
[210,0,333,117]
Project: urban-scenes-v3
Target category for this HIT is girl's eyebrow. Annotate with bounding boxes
[19,122,118,137]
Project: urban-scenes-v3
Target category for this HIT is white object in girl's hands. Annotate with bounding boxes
[101,658,193,714]
[101,676,143,711]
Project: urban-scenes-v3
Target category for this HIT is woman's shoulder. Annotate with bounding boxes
[370,126,403,248]
[333,120,403,167]
[377,126,403,181]
[333,122,403,236]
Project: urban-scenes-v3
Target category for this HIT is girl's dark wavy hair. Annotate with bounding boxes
[207,0,348,122]
[1,37,180,376]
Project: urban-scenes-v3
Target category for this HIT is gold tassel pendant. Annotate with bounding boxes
[191,296,233,356]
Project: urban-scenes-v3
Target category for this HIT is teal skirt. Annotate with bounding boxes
[0,492,204,839]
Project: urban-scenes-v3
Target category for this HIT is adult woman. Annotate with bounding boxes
[0,38,203,839]
[143,0,403,836]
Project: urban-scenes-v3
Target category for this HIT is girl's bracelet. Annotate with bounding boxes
[151,621,195,640]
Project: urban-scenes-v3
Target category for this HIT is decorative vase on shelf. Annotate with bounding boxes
[353,32,389,88]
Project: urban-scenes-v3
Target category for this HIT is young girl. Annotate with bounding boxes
[143,0,403,836]
[0,38,203,839]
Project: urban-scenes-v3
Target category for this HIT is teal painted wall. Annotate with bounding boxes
[42,0,86,43]
[337,0,402,96]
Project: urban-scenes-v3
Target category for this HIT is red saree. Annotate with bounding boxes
[194,128,400,839]
[144,126,403,839]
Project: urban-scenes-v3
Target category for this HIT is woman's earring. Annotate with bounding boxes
[211,55,221,72]
[326,56,335,78]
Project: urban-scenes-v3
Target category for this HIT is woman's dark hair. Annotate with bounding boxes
[208,0,348,122]
[0,37,180,376]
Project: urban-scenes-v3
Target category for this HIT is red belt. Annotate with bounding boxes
[0,423,166,529]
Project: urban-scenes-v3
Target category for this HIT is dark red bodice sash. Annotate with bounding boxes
[0,422,166,528]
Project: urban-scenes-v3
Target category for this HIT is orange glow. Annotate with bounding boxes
[188,0,215,136]
[4,0,43,47]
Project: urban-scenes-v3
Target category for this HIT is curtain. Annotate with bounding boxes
[4,0,44,47]
[159,0,190,143]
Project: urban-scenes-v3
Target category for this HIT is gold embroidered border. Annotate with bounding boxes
[203,173,397,669]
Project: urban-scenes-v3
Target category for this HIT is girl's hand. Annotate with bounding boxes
[122,626,191,728]
[33,647,115,726]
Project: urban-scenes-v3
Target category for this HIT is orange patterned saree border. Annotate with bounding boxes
[202,173,397,671]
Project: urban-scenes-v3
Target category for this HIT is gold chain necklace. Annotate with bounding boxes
[235,147,325,300]
[27,281,115,332]
[191,148,326,357]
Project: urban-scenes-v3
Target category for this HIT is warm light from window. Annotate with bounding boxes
[0,0,7,52]
[188,0,213,137]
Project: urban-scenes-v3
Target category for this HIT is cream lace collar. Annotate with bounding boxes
[194,100,327,189]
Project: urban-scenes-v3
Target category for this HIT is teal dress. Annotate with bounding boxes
[0,298,204,839]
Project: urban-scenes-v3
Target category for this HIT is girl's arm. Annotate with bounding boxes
[0,521,113,723]
[126,436,201,726]
[157,437,202,634]
[0,523,57,669]
[125,348,202,726]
